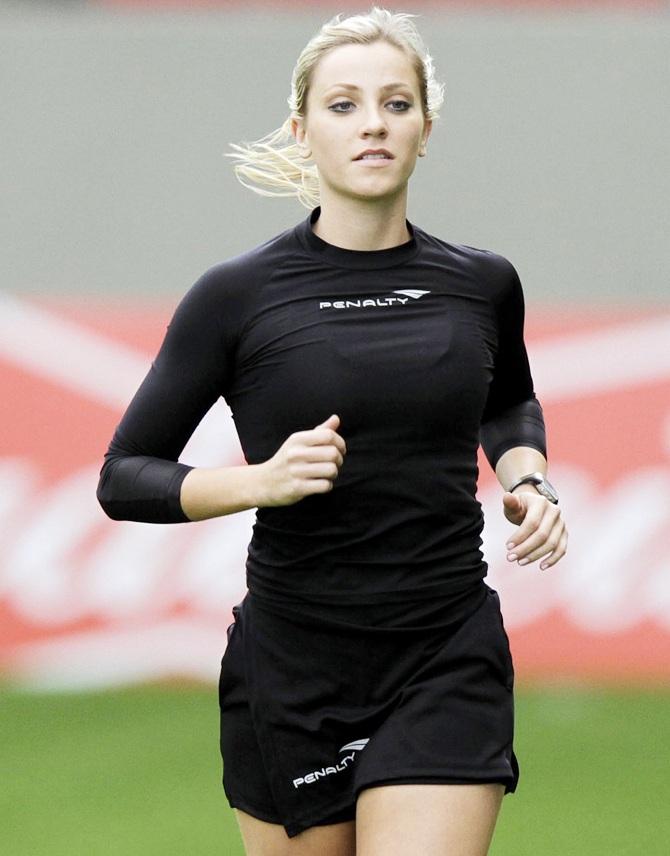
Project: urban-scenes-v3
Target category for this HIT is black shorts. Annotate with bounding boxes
[218,582,518,838]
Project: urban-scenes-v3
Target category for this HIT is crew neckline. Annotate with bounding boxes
[294,206,421,270]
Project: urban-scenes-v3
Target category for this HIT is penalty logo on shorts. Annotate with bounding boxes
[292,738,369,789]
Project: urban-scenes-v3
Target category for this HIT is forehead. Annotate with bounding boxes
[309,41,419,94]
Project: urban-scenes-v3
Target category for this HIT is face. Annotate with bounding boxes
[291,40,432,205]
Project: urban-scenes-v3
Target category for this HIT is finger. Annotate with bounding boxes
[293,461,340,481]
[298,477,335,497]
[316,414,340,431]
[295,414,341,441]
[315,414,346,455]
[298,445,344,468]
[288,426,346,455]
[516,527,563,565]
[505,503,547,555]
[516,529,565,567]
[507,499,561,561]
[303,427,347,456]
[513,518,565,565]
[539,529,569,570]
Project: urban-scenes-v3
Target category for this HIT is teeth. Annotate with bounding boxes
[361,154,388,159]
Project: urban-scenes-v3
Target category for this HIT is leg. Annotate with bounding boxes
[235,809,356,856]
[356,783,505,856]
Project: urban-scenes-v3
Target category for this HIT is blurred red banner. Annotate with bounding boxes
[2,293,669,688]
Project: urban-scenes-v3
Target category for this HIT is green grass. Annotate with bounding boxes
[494,687,669,855]
[1,685,668,855]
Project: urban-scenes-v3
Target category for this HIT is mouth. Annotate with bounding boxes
[354,149,394,162]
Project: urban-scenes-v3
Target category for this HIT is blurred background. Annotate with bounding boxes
[2,0,669,853]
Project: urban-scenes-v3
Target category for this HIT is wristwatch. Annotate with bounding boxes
[507,472,559,504]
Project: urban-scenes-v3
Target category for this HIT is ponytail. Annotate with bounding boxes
[225,117,320,210]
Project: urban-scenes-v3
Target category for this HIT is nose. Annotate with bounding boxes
[359,103,388,138]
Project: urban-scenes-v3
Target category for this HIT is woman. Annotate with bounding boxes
[97,7,567,855]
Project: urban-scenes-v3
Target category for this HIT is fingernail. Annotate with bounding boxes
[507,553,517,561]
[506,542,514,549]
[540,563,548,571]
[518,558,529,566]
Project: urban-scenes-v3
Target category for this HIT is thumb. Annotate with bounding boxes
[316,413,340,431]
[503,491,524,517]
[503,490,521,508]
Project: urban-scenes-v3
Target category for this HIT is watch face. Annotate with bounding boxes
[536,478,559,504]
[509,473,559,503]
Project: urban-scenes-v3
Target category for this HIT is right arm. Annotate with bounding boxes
[178,414,345,520]
[96,269,344,523]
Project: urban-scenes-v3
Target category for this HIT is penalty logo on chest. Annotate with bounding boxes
[319,290,430,310]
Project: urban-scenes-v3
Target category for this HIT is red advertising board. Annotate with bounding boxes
[1,293,669,688]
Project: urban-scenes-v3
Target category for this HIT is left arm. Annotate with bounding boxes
[494,446,568,571]
[479,259,568,570]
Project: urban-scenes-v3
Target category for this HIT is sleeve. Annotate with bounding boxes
[479,260,547,470]
[96,267,234,523]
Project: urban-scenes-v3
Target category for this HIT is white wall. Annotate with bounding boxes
[2,5,669,303]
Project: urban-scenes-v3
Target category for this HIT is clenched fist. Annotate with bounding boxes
[257,414,347,506]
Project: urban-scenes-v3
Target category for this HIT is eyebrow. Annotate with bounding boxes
[324,82,414,95]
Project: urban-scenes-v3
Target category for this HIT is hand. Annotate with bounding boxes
[502,489,568,570]
[258,414,346,506]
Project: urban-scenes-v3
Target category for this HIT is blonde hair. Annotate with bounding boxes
[225,6,445,210]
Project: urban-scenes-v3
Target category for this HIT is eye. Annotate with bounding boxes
[329,101,354,113]
[328,99,412,114]
[388,100,411,111]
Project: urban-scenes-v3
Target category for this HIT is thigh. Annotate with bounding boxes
[356,783,504,856]
[235,809,356,856]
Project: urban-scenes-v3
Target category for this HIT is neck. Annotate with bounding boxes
[311,190,411,251]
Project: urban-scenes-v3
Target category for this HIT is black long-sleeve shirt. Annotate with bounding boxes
[97,206,546,605]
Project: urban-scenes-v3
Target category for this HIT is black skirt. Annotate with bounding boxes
[219,581,518,838]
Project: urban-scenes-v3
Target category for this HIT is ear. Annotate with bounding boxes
[291,116,312,160]
[291,116,308,148]
[419,118,433,157]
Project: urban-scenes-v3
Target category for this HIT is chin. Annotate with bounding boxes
[321,173,407,203]
[350,175,404,193]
